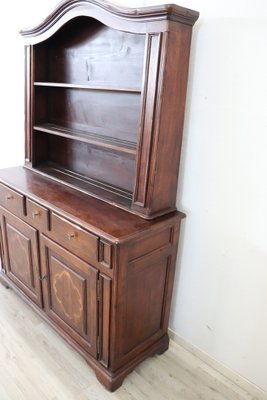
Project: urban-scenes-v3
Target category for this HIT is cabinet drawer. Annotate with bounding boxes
[0,184,24,216]
[50,213,98,264]
[26,198,49,231]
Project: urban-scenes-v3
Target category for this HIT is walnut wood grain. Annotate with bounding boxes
[0,0,199,392]
[20,0,199,40]
[26,197,50,231]
[49,212,99,265]
[0,207,43,307]
[0,167,184,242]
[40,234,98,358]
[0,183,25,217]
[23,1,198,219]
[98,273,111,368]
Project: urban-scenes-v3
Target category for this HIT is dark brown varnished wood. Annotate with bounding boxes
[0,207,43,307]
[24,45,34,165]
[98,273,111,368]
[98,240,112,269]
[26,198,50,231]
[48,212,99,265]
[34,17,145,88]
[0,0,199,392]
[40,234,98,358]
[22,1,198,219]
[20,0,199,41]
[34,87,142,143]
[45,136,136,193]
[0,266,170,391]
[30,162,134,211]
[0,221,4,272]
[110,222,180,372]
[148,26,194,215]
[0,167,182,390]
[0,183,25,217]
[33,123,137,155]
[0,167,184,241]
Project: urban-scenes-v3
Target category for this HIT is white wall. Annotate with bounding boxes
[1,0,267,392]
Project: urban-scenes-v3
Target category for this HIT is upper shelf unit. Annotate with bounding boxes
[34,17,145,89]
[23,0,199,219]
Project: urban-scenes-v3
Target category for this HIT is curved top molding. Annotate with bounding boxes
[20,0,199,42]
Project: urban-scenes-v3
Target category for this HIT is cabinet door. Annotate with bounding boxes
[0,218,4,272]
[0,207,43,307]
[40,234,98,358]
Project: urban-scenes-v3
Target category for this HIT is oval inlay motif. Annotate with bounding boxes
[53,270,83,322]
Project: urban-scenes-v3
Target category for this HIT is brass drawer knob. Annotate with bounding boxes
[6,194,13,200]
[67,232,76,241]
[32,211,40,219]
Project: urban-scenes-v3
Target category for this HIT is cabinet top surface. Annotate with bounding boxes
[20,0,199,41]
[0,167,183,242]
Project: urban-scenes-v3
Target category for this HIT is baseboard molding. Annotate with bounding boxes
[168,328,267,398]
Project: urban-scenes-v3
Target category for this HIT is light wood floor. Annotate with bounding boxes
[0,284,264,400]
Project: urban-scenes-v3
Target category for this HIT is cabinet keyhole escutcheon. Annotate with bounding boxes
[67,232,76,241]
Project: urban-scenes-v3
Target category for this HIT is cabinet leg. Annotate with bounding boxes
[94,335,170,391]
[157,346,168,355]
[156,333,169,355]
[0,273,10,289]
[94,370,125,392]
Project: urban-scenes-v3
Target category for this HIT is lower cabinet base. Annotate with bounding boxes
[0,168,181,392]
[93,334,169,392]
[0,271,170,392]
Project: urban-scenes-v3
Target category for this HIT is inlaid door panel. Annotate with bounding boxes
[40,234,98,358]
[0,207,43,307]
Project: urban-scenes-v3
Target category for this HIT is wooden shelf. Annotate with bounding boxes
[34,162,133,206]
[34,82,142,93]
[33,123,137,156]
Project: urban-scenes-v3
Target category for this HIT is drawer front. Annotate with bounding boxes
[50,213,98,264]
[26,198,49,231]
[0,184,24,216]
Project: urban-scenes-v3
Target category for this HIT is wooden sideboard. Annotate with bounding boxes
[0,0,198,391]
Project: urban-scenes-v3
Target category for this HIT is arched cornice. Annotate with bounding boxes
[20,0,199,43]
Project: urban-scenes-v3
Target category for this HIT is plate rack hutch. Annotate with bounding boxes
[0,0,199,391]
